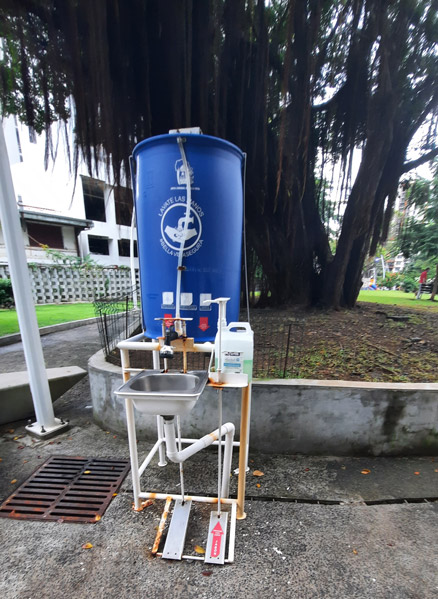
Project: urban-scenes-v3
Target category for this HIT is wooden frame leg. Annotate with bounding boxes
[237,384,251,520]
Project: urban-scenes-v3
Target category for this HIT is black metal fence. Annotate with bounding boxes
[94,287,142,362]
[94,294,305,379]
[252,318,305,379]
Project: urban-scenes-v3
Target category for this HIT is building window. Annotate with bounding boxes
[88,235,110,255]
[27,222,64,249]
[114,186,133,226]
[82,177,106,222]
[118,238,138,257]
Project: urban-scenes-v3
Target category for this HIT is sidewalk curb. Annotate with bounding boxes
[0,316,99,347]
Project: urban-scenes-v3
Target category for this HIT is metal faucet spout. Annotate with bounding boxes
[160,324,179,358]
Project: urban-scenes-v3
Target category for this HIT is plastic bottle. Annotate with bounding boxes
[215,322,254,382]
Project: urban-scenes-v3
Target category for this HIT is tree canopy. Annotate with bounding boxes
[398,166,438,299]
[1,0,437,308]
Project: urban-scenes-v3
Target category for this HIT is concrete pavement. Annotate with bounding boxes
[0,323,437,598]
[0,321,102,373]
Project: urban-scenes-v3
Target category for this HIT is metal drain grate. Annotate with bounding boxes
[0,456,130,523]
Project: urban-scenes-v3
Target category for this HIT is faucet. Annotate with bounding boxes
[160,323,179,359]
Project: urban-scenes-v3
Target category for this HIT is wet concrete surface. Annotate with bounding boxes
[0,324,437,598]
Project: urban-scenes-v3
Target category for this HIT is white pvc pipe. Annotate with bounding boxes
[0,124,63,435]
[176,415,186,500]
[163,418,234,498]
[138,438,164,477]
[125,398,141,511]
[163,419,233,462]
[118,340,160,351]
[180,437,241,448]
[152,344,167,466]
[227,501,237,563]
[139,491,236,505]
[152,347,161,369]
[117,338,214,353]
[175,137,193,320]
[156,416,167,467]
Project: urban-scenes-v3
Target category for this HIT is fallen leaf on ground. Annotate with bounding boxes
[414,471,420,475]
[361,469,371,475]
[352,549,358,555]
[84,470,91,474]
[113,493,118,497]
[95,515,101,522]
[253,470,264,477]
[256,483,261,488]
[195,545,206,554]
[10,479,17,484]
[8,429,14,434]
[202,571,213,577]
[82,543,93,549]
[434,469,438,473]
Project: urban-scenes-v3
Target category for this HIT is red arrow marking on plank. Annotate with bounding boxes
[199,317,209,331]
[210,520,224,558]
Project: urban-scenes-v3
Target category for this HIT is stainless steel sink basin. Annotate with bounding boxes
[114,370,208,416]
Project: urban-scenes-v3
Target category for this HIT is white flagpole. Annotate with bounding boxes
[0,124,68,437]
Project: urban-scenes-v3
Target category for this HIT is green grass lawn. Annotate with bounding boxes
[0,303,96,336]
[358,289,438,311]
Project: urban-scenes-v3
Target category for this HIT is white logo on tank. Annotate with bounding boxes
[158,196,204,257]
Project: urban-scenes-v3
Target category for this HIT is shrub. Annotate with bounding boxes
[0,278,14,307]
[400,277,417,293]
[379,273,402,288]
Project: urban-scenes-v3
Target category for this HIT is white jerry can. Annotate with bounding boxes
[215,322,254,382]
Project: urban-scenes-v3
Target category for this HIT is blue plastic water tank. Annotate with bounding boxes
[132,133,244,342]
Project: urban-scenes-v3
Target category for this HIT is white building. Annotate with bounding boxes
[0,116,138,269]
[391,253,407,273]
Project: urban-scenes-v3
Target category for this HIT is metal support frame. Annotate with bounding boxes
[118,334,252,562]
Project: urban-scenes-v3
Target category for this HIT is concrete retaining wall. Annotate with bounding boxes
[88,349,438,456]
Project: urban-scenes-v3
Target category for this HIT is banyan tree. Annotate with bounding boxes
[1,0,437,308]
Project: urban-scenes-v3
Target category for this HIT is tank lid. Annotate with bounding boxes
[132,132,244,162]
